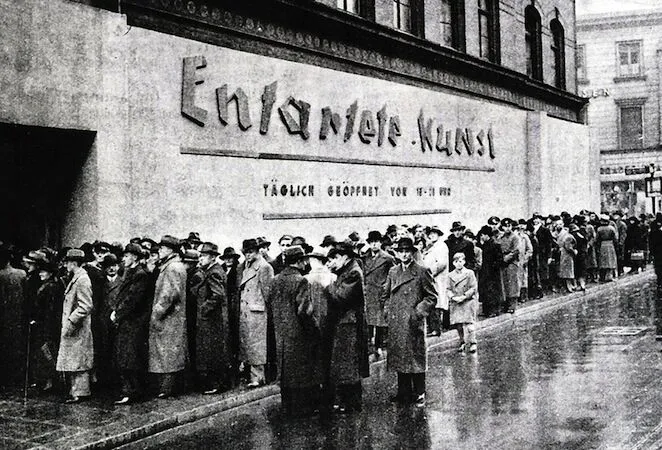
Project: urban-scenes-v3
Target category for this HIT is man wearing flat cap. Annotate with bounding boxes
[238,238,274,388]
[110,243,152,404]
[382,238,437,407]
[362,230,395,358]
[57,249,94,403]
[148,235,188,398]
[195,242,231,394]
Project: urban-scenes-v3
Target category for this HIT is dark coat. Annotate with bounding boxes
[222,262,240,366]
[113,264,151,372]
[478,238,505,317]
[326,258,370,384]
[445,235,477,271]
[624,222,648,264]
[535,225,555,280]
[269,266,318,388]
[196,261,230,373]
[30,277,64,383]
[185,266,204,369]
[382,261,437,373]
[362,249,394,326]
[0,266,27,384]
[650,223,662,268]
[572,229,588,278]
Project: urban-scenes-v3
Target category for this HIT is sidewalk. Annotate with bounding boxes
[0,270,655,450]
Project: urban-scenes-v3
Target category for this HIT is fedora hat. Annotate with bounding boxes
[101,254,119,268]
[427,225,443,236]
[320,235,338,247]
[307,246,329,262]
[242,239,260,253]
[124,243,146,257]
[62,248,86,262]
[198,242,219,255]
[487,216,501,226]
[450,221,465,232]
[221,247,240,260]
[159,235,181,250]
[182,249,200,263]
[187,232,202,244]
[23,250,47,265]
[92,241,111,254]
[367,231,383,243]
[36,257,58,273]
[394,237,415,252]
[283,245,306,265]
[256,237,271,248]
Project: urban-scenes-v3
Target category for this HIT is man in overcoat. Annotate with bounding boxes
[0,246,26,388]
[325,242,370,413]
[382,238,437,407]
[477,226,505,318]
[56,249,94,403]
[445,222,477,271]
[148,235,188,398]
[238,238,274,388]
[269,245,319,416]
[422,226,448,335]
[362,230,394,357]
[533,214,555,294]
[220,247,241,386]
[498,218,521,314]
[196,242,231,394]
[111,243,151,404]
[181,249,202,387]
[613,211,627,276]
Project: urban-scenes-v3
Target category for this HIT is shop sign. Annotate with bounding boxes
[580,88,611,99]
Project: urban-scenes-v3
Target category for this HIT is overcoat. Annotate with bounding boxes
[238,255,274,366]
[572,228,588,278]
[382,261,437,373]
[447,267,478,324]
[499,231,521,298]
[113,264,151,372]
[185,266,203,370]
[305,267,336,382]
[624,221,648,266]
[615,219,627,257]
[56,267,94,372]
[585,223,598,270]
[597,225,618,269]
[222,262,240,367]
[445,235,477,271]
[535,225,555,280]
[326,258,370,384]
[362,249,395,326]
[0,266,27,383]
[517,231,532,289]
[269,266,319,388]
[422,240,449,310]
[148,254,188,373]
[478,238,505,317]
[196,261,230,373]
[31,278,64,380]
[557,229,577,279]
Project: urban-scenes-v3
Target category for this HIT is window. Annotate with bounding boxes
[393,0,412,32]
[478,0,499,63]
[550,19,565,89]
[619,105,643,149]
[576,44,587,81]
[440,0,466,51]
[525,5,542,81]
[617,41,642,77]
[337,0,360,14]
[336,0,375,19]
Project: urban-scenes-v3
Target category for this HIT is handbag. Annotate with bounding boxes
[630,251,645,261]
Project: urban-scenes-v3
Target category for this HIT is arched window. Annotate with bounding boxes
[551,19,565,89]
[525,5,542,80]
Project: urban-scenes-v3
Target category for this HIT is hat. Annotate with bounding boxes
[427,225,444,236]
[367,231,383,243]
[221,247,240,260]
[182,249,200,263]
[101,254,119,268]
[124,243,146,257]
[450,221,465,232]
[198,242,219,255]
[62,248,87,262]
[381,235,393,246]
[328,241,356,258]
[386,225,398,234]
[464,229,476,239]
[159,235,181,250]
[140,238,157,250]
[517,219,527,226]
[600,214,610,222]
[532,213,543,220]
[37,257,58,273]
[320,235,338,247]
[187,232,202,244]
[23,250,47,264]
[278,234,294,244]
[478,225,494,237]
[256,237,271,248]
[242,239,260,253]
[292,236,308,247]
[283,245,306,265]
[348,231,361,242]
[550,215,561,222]
[487,216,501,226]
[307,246,329,262]
[501,218,515,226]
[92,241,111,254]
[394,237,415,252]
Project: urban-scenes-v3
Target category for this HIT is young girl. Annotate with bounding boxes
[447,253,479,353]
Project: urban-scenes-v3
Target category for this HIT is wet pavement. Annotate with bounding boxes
[126,273,662,450]
[0,271,659,449]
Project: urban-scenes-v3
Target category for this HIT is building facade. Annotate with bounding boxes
[0,0,592,250]
[577,8,662,216]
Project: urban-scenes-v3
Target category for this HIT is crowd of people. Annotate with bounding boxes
[0,209,659,415]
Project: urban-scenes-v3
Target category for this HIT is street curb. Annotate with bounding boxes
[45,270,655,450]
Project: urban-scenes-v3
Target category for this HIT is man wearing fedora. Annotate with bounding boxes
[362,230,395,358]
[499,218,521,314]
[422,225,449,336]
[220,246,241,386]
[324,241,370,413]
[195,242,231,394]
[181,248,202,386]
[110,243,152,404]
[238,238,274,388]
[148,235,188,398]
[269,245,319,416]
[57,248,94,403]
[446,221,477,272]
[382,237,437,407]
[256,237,273,264]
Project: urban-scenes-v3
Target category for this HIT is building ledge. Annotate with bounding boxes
[600,146,659,155]
[613,75,647,83]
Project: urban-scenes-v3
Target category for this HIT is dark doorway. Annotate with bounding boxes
[0,123,95,250]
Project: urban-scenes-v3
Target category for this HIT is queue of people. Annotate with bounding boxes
[0,209,659,414]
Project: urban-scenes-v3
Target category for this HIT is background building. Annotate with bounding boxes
[0,0,592,250]
[577,6,662,215]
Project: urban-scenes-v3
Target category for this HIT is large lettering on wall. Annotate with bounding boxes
[181,55,495,159]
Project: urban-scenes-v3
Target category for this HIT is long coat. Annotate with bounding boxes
[382,262,437,373]
[557,229,577,279]
[31,277,64,380]
[597,225,618,269]
[148,254,188,374]
[517,231,533,289]
[447,267,478,325]
[113,264,151,372]
[56,267,94,372]
[238,255,274,366]
[422,240,449,309]
[499,231,521,298]
[326,258,370,384]
[585,223,598,269]
[446,235,477,271]
[1,266,27,384]
[196,261,230,373]
[305,267,336,382]
[535,225,555,281]
[270,266,318,388]
[478,238,505,317]
[362,249,395,326]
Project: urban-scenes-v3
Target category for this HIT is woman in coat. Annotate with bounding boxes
[624,217,648,273]
[557,224,577,293]
[477,226,505,318]
[56,249,94,403]
[596,215,618,282]
[447,253,478,353]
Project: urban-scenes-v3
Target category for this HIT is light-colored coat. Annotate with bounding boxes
[56,267,94,372]
[148,254,188,373]
[422,239,449,309]
[447,268,478,325]
[239,255,274,365]
[517,231,533,289]
[557,229,577,279]
[499,231,521,298]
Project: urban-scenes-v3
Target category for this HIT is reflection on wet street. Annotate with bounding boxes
[136,279,662,449]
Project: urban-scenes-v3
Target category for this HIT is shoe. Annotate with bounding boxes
[426,330,440,337]
[203,388,220,395]
[246,381,263,389]
[64,396,86,404]
[114,396,132,405]
[414,394,426,408]
[507,309,515,314]
[468,343,477,354]
[457,343,466,353]
[156,392,171,399]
